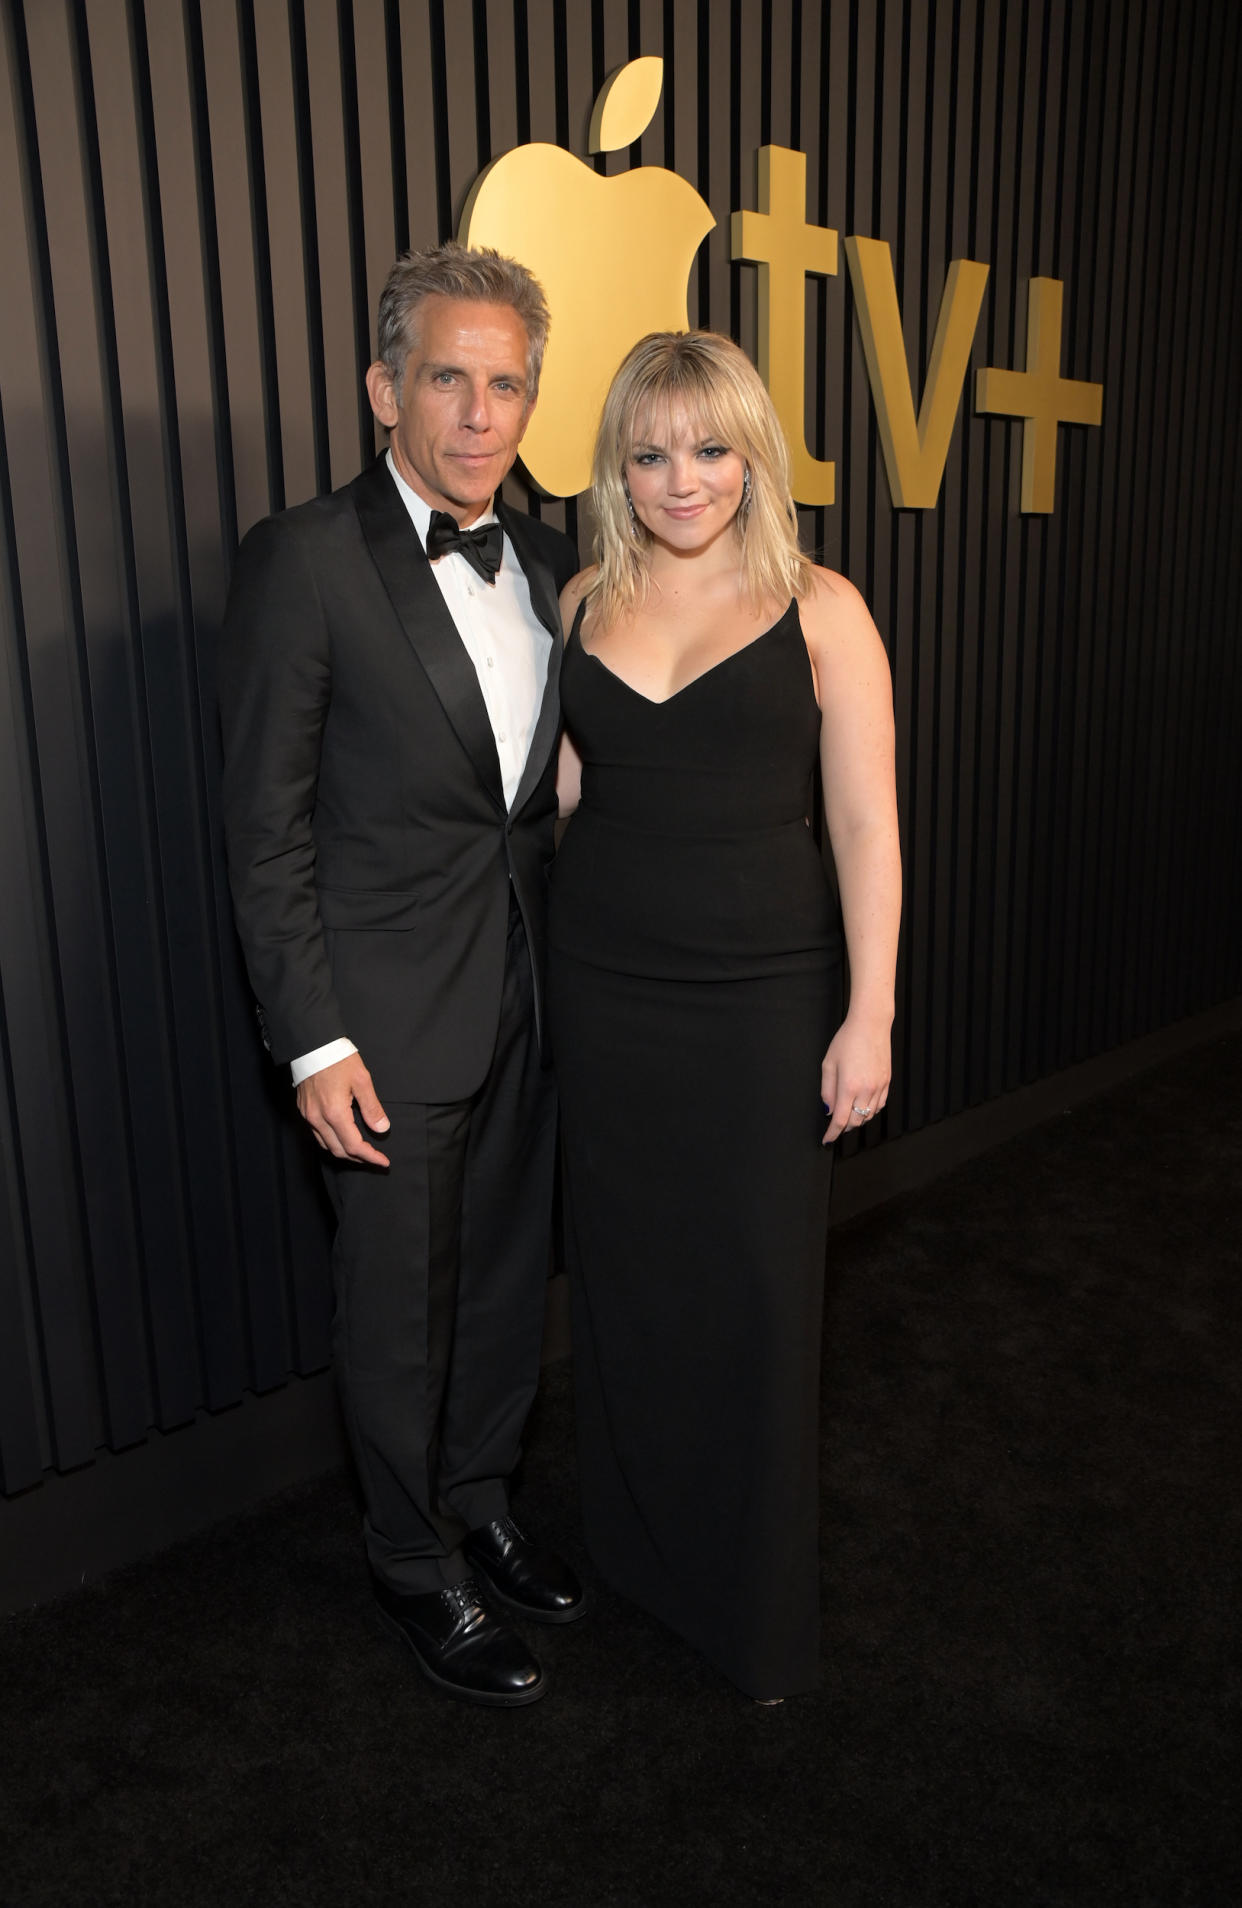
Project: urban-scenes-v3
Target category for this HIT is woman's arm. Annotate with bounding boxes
[555,570,594,818]
[556,730,584,818]
[800,568,902,1145]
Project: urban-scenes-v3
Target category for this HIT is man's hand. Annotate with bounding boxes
[296,1053,391,1166]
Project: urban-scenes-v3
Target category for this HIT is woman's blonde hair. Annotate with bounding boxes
[588,330,814,624]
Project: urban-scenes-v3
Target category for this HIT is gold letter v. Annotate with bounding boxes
[844,238,989,509]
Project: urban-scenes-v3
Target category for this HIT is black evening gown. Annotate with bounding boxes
[547,600,843,1698]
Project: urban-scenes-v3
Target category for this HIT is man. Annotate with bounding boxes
[219,244,582,1706]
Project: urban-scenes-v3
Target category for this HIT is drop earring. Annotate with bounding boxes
[623,482,637,529]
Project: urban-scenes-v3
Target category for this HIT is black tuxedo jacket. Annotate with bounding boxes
[218,455,578,1102]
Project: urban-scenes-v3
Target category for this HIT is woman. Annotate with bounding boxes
[548,331,901,1701]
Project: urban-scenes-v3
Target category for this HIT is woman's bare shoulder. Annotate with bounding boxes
[798,564,877,645]
[802,562,868,612]
[558,566,598,635]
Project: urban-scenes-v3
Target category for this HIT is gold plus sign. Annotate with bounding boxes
[976,278,1103,512]
[731,146,838,506]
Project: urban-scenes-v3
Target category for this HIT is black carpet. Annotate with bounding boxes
[3,1035,1240,1908]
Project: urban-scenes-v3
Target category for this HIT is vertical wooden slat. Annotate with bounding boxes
[348,0,396,423]
[332,0,376,470]
[980,0,1024,1102]
[1062,0,1113,1065]
[1110,0,1166,1048]
[1023,0,1070,1082]
[440,1,481,217]
[199,0,269,537]
[1092,1,1149,1053]
[294,0,356,490]
[559,0,594,157]
[1159,2,1223,1029]
[923,0,960,1125]
[284,0,332,495]
[733,0,764,345]
[697,0,730,330]
[482,0,518,164]
[635,0,660,67]
[944,0,984,1114]
[842,0,877,600]
[251,0,319,506]
[233,0,286,516]
[1041,0,1088,1077]
[593,0,627,91]
[1192,8,1242,1017]
[816,0,849,578]
[892,0,932,1138]
[1136,0,1190,1030]
[1075,0,1134,1057]
[958,0,999,1104]
[794,0,827,568]
[396,0,440,253]
[666,0,700,321]
[384,0,409,248]
[1003,0,1050,1090]
[516,0,565,537]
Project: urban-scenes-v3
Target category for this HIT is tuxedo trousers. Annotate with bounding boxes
[322,895,556,1592]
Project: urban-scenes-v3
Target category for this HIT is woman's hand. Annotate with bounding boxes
[820,1011,892,1145]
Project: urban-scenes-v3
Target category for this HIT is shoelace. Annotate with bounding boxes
[441,1579,492,1632]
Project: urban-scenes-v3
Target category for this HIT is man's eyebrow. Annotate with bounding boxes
[420,360,527,383]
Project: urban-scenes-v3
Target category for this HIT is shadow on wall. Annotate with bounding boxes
[1,404,334,1502]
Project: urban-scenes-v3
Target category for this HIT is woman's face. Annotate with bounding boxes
[624,405,746,554]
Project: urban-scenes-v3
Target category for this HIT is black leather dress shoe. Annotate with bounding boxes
[463,1517,586,1625]
[373,1576,546,1705]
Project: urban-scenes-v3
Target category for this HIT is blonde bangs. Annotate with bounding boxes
[622,367,741,470]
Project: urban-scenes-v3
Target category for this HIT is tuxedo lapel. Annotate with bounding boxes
[500,502,565,816]
[499,502,562,645]
[352,458,505,810]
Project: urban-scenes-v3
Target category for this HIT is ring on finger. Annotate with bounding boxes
[852,1103,872,1119]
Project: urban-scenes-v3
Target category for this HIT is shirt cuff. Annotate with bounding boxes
[290,1038,358,1086]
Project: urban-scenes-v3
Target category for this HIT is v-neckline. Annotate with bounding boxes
[575,601,796,708]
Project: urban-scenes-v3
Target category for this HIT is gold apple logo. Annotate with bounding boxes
[461,59,1102,514]
[459,58,715,498]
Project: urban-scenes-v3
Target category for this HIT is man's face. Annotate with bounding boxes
[365,296,534,525]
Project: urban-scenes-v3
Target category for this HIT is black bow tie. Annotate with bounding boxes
[425,510,504,584]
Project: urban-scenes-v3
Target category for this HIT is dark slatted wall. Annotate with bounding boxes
[1,0,1239,1498]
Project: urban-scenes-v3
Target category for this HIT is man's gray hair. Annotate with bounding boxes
[376,242,551,400]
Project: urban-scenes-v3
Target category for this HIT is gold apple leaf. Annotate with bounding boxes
[588,57,664,154]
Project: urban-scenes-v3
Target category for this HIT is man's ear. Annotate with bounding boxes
[365,360,399,428]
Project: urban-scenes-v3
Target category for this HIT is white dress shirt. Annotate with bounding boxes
[290,453,553,1087]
